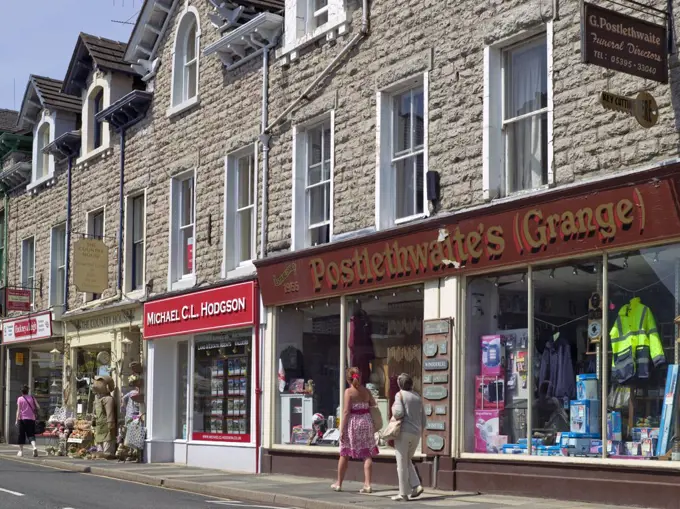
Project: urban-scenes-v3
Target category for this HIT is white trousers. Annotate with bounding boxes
[394,432,421,497]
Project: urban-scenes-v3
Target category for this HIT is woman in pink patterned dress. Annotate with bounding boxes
[332,367,379,493]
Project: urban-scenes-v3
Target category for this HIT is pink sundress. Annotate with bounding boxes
[340,401,379,459]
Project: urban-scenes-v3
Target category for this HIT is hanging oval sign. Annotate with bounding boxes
[424,386,448,400]
[426,435,445,452]
[423,342,438,357]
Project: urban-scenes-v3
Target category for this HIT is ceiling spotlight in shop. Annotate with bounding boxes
[520,274,525,284]
[374,295,379,300]
[326,300,330,307]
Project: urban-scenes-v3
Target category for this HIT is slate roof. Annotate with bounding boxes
[62,33,137,96]
[0,109,19,133]
[31,76,82,113]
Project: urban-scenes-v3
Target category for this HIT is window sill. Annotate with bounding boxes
[166,96,200,119]
[170,275,196,292]
[123,288,145,301]
[26,173,56,193]
[277,15,350,63]
[394,212,428,226]
[76,145,113,167]
[225,262,256,280]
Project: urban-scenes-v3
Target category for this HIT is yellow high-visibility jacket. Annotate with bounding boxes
[610,297,665,384]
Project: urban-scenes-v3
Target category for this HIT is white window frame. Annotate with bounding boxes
[21,237,35,309]
[29,114,55,189]
[483,24,554,201]
[78,76,112,163]
[224,146,258,277]
[292,112,334,250]
[278,0,349,60]
[376,73,429,231]
[49,223,67,308]
[169,170,197,291]
[169,7,201,117]
[124,191,146,295]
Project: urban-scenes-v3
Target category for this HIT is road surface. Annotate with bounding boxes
[0,457,293,509]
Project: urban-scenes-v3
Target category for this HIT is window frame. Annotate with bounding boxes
[32,118,53,186]
[278,0,349,60]
[169,7,201,115]
[224,146,258,277]
[124,192,146,294]
[92,88,104,151]
[292,112,335,250]
[169,170,197,291]
[21,237,36,309]
[483,24,554,201]
[49,223,67,308]
[376,74,429,231]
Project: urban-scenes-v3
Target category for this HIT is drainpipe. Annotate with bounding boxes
[257,44,271,476]
[117,130,125,293]
[3,190,7,289]
[64,154,73,311]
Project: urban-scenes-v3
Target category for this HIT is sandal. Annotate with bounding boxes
[331,484,342,492]
[391,495,406,501]
[359,486,373,494]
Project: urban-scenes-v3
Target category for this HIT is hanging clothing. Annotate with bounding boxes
[538,335,575,403]
[349,313,374,382]
[610,297,665,384]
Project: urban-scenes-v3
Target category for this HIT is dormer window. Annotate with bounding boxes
[92,88,104,150]
[170,8,200,114]
[279,0,348,61]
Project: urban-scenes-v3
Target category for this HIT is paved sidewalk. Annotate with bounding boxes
[0,445,637,509]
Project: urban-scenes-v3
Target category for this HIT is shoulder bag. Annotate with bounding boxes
[370,403,384,432]
[381,391,404,441]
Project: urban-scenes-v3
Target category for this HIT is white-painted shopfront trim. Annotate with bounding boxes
[145,326,259,472]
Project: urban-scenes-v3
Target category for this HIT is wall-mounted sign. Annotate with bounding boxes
[2,312,53,343]
[426,421,446,431]
[256,178,680,307]
[423,342,438,357]
[73,238,109,294]
[599,91,658,128]
[143,282,257,339]
[426,435,445,452]
[6,288,31,312]
[422,317,452,456]
[424,359,449,371]
[581,2,668,83]
[15,352,24,366]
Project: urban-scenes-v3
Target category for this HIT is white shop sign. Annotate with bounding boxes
[2,312,53,343]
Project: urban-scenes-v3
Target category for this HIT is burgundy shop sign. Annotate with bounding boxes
[256,176,680,306]
[6,288,31,312]
[581,2,668,83]
[143,282,257,339]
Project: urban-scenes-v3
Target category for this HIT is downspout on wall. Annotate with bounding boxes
[117,129,125,293]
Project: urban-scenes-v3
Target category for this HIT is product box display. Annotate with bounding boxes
[474,409,504,453]
[624,441,641,456]
[632,427,659,441]
[480,335,505,377]
[641,438,657,457]
[501,444,528,454]
[570,399,601,434]
[475,375,505,410]
[589,439,603,454]
[559,432,600,454]
[576,374,599,400]
[536,445,564,457]
[607,411,622,441]
[608,440,622,456]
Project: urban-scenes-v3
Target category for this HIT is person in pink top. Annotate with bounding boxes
[15,385,40,457]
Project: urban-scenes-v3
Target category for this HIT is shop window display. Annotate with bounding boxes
[177,340,189,439]
[32,350,63,421]
[74,347,112,416]
[193,330,252,441]
[349,286,424,436]
[275,299,341,446]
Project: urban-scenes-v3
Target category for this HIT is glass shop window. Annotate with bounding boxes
[605,244,680,459]
[192,330,252,442]
[348,285,424,438]
[274,299,341,446]
[465,271,533,454]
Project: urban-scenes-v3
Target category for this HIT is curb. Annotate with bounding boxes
[2,454,376,509]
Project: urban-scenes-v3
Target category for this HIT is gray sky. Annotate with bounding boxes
[0,0,141,111]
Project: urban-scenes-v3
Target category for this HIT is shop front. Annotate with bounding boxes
[143,280,260,473]
[256,161,680,506]
[2,311,64,445]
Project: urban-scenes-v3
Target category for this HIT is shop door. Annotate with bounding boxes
[6,347,30,444]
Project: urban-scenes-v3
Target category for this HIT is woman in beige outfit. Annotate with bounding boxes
[391,373,426,502]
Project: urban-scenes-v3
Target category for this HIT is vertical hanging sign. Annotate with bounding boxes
[581,2,668,83]
[422,318,453,456]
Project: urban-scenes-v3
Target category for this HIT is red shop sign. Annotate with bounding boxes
[143,282,257,339]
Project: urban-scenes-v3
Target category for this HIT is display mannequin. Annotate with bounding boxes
[92,375,117,459]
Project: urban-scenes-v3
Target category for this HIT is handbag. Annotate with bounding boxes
[381,392,404,441]
[370,405,384,431]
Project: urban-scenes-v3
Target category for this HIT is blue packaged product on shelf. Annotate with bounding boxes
[570,400,601,434]
[607,412,622,441]
[501,444,527,455]
[576,374,599,400]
